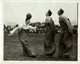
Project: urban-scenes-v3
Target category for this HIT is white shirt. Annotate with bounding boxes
[9,24,36,35]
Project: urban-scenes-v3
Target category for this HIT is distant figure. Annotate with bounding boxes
[57,9,73,58]
[8,13,36,57]
[37,10,55,57]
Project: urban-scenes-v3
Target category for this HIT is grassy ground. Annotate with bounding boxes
[4,33,77,61]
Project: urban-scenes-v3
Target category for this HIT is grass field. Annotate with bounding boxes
[4,33,77,61]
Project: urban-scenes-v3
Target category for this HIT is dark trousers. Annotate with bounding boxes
[59,31,73,57]
[19,30,36,57]
[44,33,55,56]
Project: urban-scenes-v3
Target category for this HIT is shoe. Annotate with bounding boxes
[29,54,36,58]
[28,50,36,58]
[45,49,56,57]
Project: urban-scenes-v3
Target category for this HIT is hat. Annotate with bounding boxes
[46,10,52,16]
[59,8,64,14]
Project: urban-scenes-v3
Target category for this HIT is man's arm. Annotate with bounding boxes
[62,17,71,29]
[62,17,72,32]
[28,26,37,32]
[37,24,45,28]
[36,20,49,28]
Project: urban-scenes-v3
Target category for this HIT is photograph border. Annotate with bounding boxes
[0,0,80,64]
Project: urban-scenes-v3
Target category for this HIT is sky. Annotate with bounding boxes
[3,2,77,25]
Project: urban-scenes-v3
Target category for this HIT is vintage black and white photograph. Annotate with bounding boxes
[3,2,78,61]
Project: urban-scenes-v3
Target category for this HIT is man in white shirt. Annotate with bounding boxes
[8,13,36,57]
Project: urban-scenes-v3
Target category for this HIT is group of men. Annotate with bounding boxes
[8,8,73,59]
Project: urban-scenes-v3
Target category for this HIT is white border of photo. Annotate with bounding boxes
[0,0,80,64]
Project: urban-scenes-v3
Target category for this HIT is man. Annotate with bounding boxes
[57,9,73,58]
[8,13,36,57]
[37,10,55,57]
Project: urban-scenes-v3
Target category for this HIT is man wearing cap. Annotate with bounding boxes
[37,10,56,57]
[57,9,73,58]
